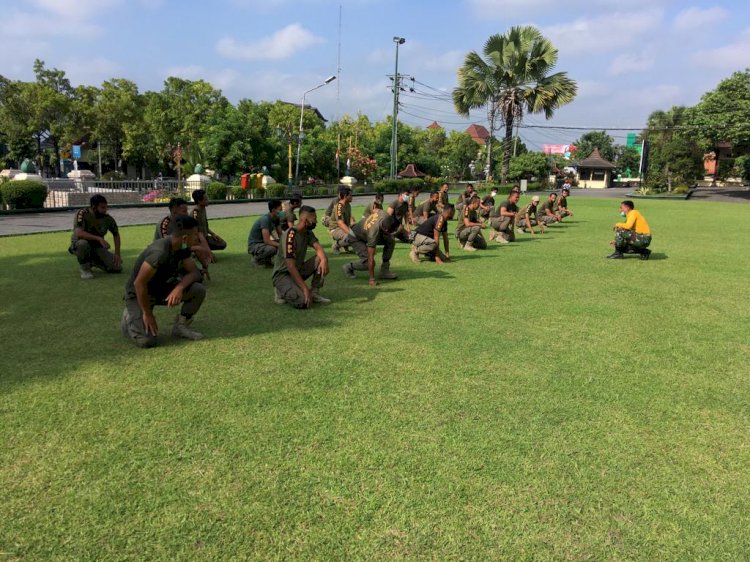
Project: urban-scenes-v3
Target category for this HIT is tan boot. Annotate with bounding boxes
[311,291,332,305]
[463,243,476,252]
[172,315,203,340]
[274,287,285,304]
[409,247,420,264]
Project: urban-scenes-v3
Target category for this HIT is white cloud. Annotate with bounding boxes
[469,0,668,18]
[673,6,728,31]
[692,28,750,69]
[31,0,121,17]
[609,50,655,76]
[542,9,663,55]
[6,0,122,38]
[216,23,325,61]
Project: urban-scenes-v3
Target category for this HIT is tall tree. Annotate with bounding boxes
[452,26,577,182]
[575,131,616,162]
[93,79,141,173]
[690,69,750,153]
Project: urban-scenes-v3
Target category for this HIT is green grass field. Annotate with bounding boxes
[1,197,749,560]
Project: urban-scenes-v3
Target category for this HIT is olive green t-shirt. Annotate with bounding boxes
[279,202,298,225]
[351,209,390,248]
[332,200,352,228]
[437,191,449,208]
[456,206,479,233]
[124,238,191,300]
[272,227,319,283]
[539,200,556,216]
[519,203,538,220]
[324,197,337,218]
[192,206,209,236]
[416,199,438,218]
[248,213,278,248]
[555,194,568,210]
[388,198,409,220]
[71,208,119,244]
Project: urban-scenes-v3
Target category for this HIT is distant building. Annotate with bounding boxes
[576,148,616,189]
[465,124,490,146]
[279,101,328,123]
[427,121,442,130]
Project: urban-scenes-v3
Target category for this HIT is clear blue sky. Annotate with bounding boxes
[3,0,749,149]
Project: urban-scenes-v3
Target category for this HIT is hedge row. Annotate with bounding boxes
[0,180,48,209]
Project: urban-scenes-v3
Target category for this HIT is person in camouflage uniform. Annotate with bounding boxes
[273,206,331,308]
[191,189,227,252]
[488,191,520,244]
[121,215,206,348]
[516,195,545,235]
[69,194,122,279]
[554,185,573,219]
[329,187,356,255]
[387,187,413,244]
[455,195,487,251]
[436,182,450,213]
[247,200,283,267]
[362,192,385,219]
[279,194,302,230]
[410,204,454,264]
[608,200,652,260]
[414,191,439,225]
[538,193,562,225]
[342,209,400,286]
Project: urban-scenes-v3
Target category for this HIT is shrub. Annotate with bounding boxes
[101,171,126,181]
[206,181,227,200]
[266,183,287,198]
[373,178,427,193]
[672,185,690,194]
[230,186,247,200]
[353,186,366,194]
[1,180,48,209]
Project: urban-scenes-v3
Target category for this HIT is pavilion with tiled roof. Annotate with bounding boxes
[427,121,442,130]
[576,148,616,189]
[398,163,426,178]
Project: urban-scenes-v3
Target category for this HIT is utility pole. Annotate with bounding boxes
[390,37,405,180]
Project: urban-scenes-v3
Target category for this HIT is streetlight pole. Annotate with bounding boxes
[390,36,405,180]
[295,75,337,184]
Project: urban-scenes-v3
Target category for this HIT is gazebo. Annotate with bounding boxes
[576,148,616,188]
[398,163,426,178]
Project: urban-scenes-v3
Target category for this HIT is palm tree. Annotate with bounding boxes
[453,26,577,183]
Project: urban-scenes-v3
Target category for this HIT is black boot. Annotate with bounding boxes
[607,251,624,259]
[639,248,652,261]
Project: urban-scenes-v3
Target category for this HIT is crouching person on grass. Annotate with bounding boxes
[608,200,652,260]
[69,194,122,279]
[273,206,331,308]
[121,215,206,348]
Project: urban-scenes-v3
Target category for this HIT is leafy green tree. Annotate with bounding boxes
[690,69,750,152]
[440,131,479,180]
[506,152,550,181]
[92,79,141,173]
[453,26,577,182]
[642,107,703,189]
[574,131,616,162]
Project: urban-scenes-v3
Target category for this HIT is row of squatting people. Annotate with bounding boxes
[70,190,227,280]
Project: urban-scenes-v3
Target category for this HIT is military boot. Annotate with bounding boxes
[172,315,203,340]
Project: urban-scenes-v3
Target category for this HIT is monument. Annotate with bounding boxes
[12,159,44,183]
[185,164,212,193]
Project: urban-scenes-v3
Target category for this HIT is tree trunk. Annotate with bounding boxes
[501,115,514,184]
[53,138,61,178]
[486,106,496,182]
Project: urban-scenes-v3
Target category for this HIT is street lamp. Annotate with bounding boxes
[295,75,337,184]
[390,36,405,179]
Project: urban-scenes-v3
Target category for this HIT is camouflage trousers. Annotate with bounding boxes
[614,228,652,251]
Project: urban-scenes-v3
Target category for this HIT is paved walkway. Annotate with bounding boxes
[1,187,747,236]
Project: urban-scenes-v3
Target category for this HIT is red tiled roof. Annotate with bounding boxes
[427,121,442,129]
[465,124,490,144]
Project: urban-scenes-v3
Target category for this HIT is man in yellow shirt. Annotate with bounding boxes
[608,200,652,260]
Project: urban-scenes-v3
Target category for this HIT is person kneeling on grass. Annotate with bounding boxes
[539,193,562,226]
[456,195,487,252]
[273,206,331,308]
[410,204,454,264]
[343,209,400,286]
[156,197,213,279]
[248,200,283,267]
[69,194,123,279]
[362,192,385,219]
[192,189,227,253]
[555,185,573,219]
[608,200,652,260]
[121,215,206,348]
[488,190,519,244]
[516,195,545,236]
[330,187,356,255]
